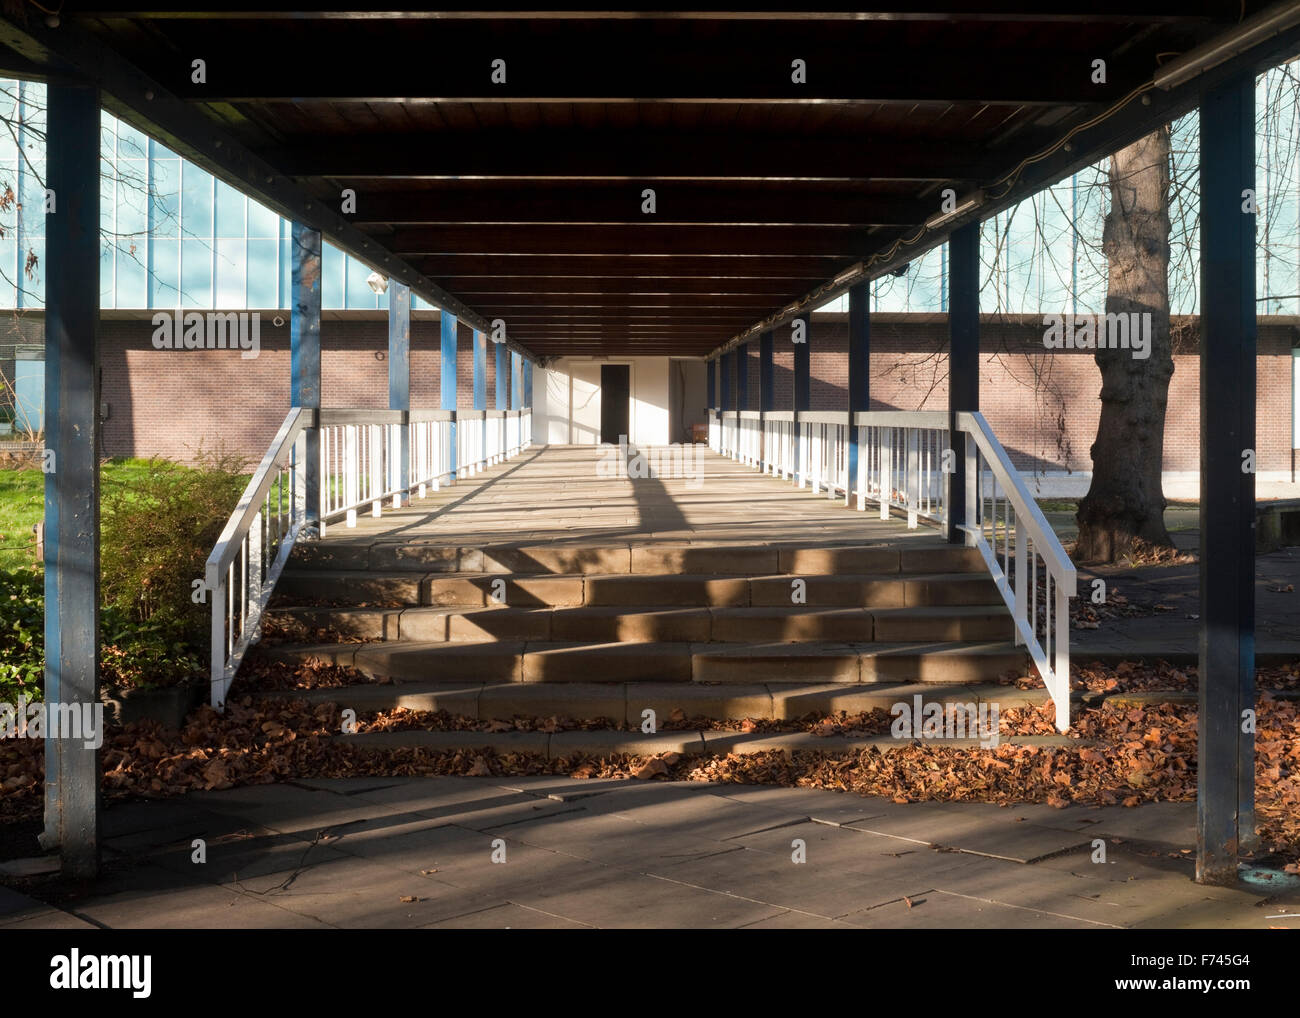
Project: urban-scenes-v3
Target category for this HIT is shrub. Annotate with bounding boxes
[0,448,248,699]
[99,448,247,643]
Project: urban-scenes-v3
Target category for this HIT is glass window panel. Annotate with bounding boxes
[115,237,147,308]
[215,237,246,307]
[0,235,15,308]
[149,238,179,308]
[180,238,213,308]
[98,237,114,309]
[215,179,246,239]
[322,242,345,308]
[280,233,291,308]
[149,157,180,238]
[149,136,177,160]
[345,254,379,308]
[18,237,43,308]
[247,239,278,308]
[247,196,279,239]
[114,158,148,239]
[116,120,149,159]
[180,164,213,238]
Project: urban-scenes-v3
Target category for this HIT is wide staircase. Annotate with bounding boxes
[258,533,1029,723]
[210,413,1075,738]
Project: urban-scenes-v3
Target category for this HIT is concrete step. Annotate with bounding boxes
[287,540,989,577]
[263,601,1009,645]
[264,676,1067,724]
[326,726,1079,759]
[261,639,1028,687]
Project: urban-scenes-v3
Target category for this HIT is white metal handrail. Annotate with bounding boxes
[708,407,1076,729]
[206,406,533,708]
[206,407,313,709]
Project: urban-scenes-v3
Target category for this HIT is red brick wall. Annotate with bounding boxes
[66,309,1300,476]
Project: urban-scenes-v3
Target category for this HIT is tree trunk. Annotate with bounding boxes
[1075,127,1176,563]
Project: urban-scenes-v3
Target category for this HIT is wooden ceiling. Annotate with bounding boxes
[3,4,1299,358]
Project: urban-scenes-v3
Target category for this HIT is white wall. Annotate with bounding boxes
[531,356,674,446]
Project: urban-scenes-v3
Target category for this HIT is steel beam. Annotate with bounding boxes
[291,224,322,531]
[1197,71,1257,886]
[389,281,411,503]
[947,223,979,544]
[41,83,101,879]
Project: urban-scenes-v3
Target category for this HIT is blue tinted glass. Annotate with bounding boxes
[115,237,147,307]
[247,197,279,239]
[149,157,180,238]
[180,238,213,308]
[345,254,378,308]
[215,179,246,239]
[215,237,246,306]
[322,243,345,308]
[247,239,278,308]
[180,164,213,238]
[150,239,179,307]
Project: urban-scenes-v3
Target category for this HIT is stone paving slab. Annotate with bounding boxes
[12,777,1294,929]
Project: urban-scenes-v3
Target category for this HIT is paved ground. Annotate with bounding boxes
[322,444,946,548]
[3,777,1298,929]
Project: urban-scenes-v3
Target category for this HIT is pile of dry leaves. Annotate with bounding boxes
[3,683,1298,864]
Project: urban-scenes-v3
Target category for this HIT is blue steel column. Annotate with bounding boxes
[1198,72,1257,885]
[707,358,716,412]
[524,360,532,409]
[440,311,458,477]
[495,340,508,409]
[511,350,522,409]
[389,281,411,503]
[720,349,732,412]
[847,281,870,506]
[947,223,979,543]
[473,327,486,467]
[291,223,322,529]
[42,83,101,878]
[759,331,774,469]
[737,341,749,411]
[793,325,810,481]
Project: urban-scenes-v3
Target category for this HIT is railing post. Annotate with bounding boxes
[291,223,322,534]
[879,427,892,520]
[369,425,383,516]
[1014,522,1028,646]
[389,281,411,505]
[906,427,920,528]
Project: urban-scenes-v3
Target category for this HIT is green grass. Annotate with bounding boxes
[0,458,229,570]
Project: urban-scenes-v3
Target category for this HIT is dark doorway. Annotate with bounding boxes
[600,364,630,444]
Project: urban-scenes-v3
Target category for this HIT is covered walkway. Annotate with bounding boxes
[310,444,947,550]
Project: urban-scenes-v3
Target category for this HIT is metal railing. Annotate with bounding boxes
[206,406,532,708]
[709,407,1076,729]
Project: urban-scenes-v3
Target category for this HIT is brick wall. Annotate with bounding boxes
[21,308,1299,476]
